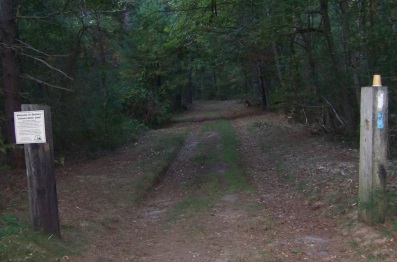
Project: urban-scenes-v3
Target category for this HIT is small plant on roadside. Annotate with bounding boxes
[0,214,77,261]
[296,181,307,191]
[284,173,295,181]
[349,239,360,249]
[291,247,302,254]
[0,136,17,167]
[231,257,250,262]
[392,220,397,231]
[387,191,397,215]
[0,214,26,238]
[275,161,284,174]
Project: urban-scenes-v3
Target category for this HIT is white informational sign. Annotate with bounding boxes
[14,110,46,144]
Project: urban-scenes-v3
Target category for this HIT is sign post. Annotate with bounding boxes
[15,104,61,238]
[358,75,388,225]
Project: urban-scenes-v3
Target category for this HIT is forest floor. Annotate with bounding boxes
[2,100,397,261]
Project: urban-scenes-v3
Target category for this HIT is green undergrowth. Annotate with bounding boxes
[0,214,78,261]
[169,120,250,222]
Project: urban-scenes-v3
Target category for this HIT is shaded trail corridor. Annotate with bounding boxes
[52,101,397,261]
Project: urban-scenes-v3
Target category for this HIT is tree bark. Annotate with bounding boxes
[0,0,23,166]
[184,67,193,106]
[295,15,319,97]
[265,3,283,87]
[258,62,268,110]
[320,0,355,134]
[339,0,362,106]
[212,70,217,98]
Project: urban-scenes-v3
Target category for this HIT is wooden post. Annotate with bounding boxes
[22,104,61,238]
[358,79,388,225]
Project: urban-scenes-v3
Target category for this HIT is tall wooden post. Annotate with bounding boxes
[22,104,61,238]
[358,76,388,225]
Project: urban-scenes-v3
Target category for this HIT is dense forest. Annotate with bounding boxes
[1,0,397,167]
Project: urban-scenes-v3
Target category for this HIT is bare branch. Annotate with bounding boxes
[0,42,21,52]
[20,74,73,92]
[21,53,73,80]
[322,97,346,126]
[16,40,69,57]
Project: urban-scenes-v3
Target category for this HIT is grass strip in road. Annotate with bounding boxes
[212,120,251,192]
[169,120,250,221]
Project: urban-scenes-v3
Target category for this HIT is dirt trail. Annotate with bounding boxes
[64,101,269,262]
[52,101,397,261]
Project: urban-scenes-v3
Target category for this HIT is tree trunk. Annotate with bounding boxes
[95,14,108,100]
[354,0,367,104]
[258,62,268,110]
[244,72,248,94]
[295,15,319,97]
[184,67,193,106]
[0,0,23,166]
[172,89,182,109]
[320,0,355,134]
[339,0,362,106]
[265,3,283,87]
[212,70,217,98]
[64,27,88,90]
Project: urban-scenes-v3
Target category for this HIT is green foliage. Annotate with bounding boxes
[0,214,77,261]
[0,214,26,238]
[386,190,397,221]
[54,86,147,152]
[0,137,14,156]
[119,81,172,126]
[2,0,397,165]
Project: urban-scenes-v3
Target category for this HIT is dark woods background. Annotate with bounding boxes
[1,0,397,167]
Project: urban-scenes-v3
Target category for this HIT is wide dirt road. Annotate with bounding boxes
[57,101,397,261]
